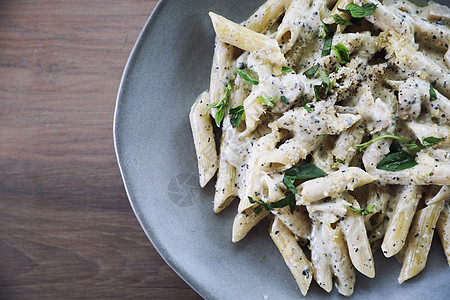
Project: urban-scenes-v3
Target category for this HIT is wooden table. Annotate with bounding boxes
[0,1,201,298]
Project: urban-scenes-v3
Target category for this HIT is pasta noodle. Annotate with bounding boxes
[190,0,450,296]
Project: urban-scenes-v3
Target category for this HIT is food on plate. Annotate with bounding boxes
[190,0,450,296]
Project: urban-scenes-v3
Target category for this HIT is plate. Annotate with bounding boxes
[114,1,450,299]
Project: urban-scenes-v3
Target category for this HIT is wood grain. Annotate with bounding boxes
[0,1,202,299]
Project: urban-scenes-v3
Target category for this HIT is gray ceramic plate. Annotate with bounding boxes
[114,1,450,299]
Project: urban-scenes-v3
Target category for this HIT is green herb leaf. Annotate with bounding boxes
[229,105,244,128]
[204,82,232,127]
[347,204,375,216]
[334,157,345,164]
[281,95,289,105]
[344,3,377,18]
[257,96,276,107]
[322,36,333,57]
[332,43,350,64]
[248,194,297,214]
[313,84,322,100]
[320,70,330,95]
[304,65,320,78]
[377,151,418,171]
[337,8,351,15]
[283,163,326,194]
[332,14,353,25]
[304,105,313,112]
[355,134,410,151]
[236,67,259,85]
[253,207,262,215]
[429,82,437,102]
[405,140,422,152]
[422,136,443,147]
[282,66,294,74]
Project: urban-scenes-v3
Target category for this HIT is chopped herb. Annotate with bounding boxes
[405,140,421,152]
[313,84,322,100]
[320,70,330,95]
[331,77,336,87]
[283,163,326,194]
[282,66,294,74]
[304,105,313,112]
[334,157,345,164]
[281,95,289,105]
[429,172,434,176]
[322,36,333,57]
[319,21,335,57]
[429,82,437,101]
[236,67,259,85]
[257,96,276,107]
[303,65,320,78]
[406,136,443,151]
[248,194,296,214]
[347,205,375,216]
[229,105,244,128]
[204,82,232,127]
[343,3,377,18]
[332,43,350,64]
[253,207,262,215]
[377,151,418,171]
[332,14,353,25]
[355,134,410,151]
[422,136,443,148]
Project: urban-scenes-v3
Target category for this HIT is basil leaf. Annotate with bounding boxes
[248,196,272,211]
[314,84,322,100]
[236,67,259,85]
[332,43,350,64]
[283,163,326,194]
[347,204,375,216]
[377,151,418,171]
[281,96,289,105]
[320,70,330,95]
[204,82,232,127]
[253,207,262,215]
[429,82,437,102]
[405,140,422,152]
[257,96,276,107]
[422,136,443,147]
[271,194,296,213]
[322,36,333,57]
[282,66,294,74]
[248,195,297,214]
[303,65,320,78]
[332,14,353,25]
[229,105,244,128]
[355,134,410,151]
[345,3,377,18]
[304,105,313,112]
[337,8,351,15]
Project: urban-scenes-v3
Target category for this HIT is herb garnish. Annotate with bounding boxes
[332,14,353,26]
[355,134,410,151]
[283,163,326,194]
[258,96,276,107]
[248,194,296,214]
[303,65,320,79]
[236,67,259,85]
[334,157,345,164]
[319,21,335,57]
[332,43,350,64]
[347,204,375,215]
[204,82,232,127]
[304,105,313,112]
[429,82,437,102]
[282,66,294,74]
[229,105,244,128]
[281,96,289,105]
[376,151,418,171]
[338,3,377,18]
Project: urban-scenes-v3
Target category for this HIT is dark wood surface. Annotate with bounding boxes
[0,1,202,299]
